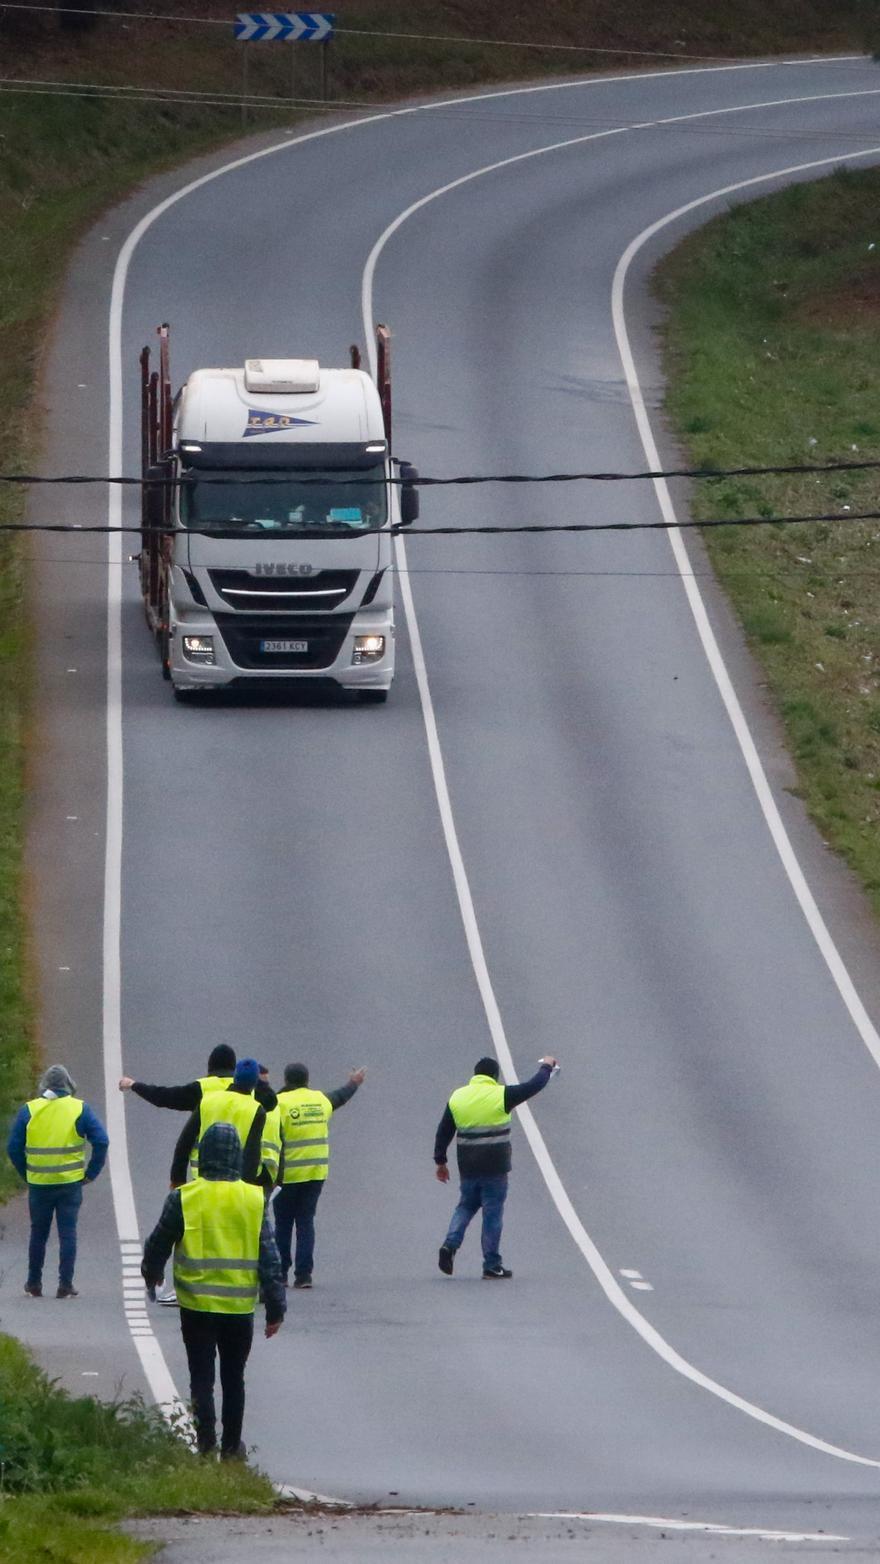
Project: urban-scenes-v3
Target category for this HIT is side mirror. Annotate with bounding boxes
[144,461,170,532]
[398,461,420,526]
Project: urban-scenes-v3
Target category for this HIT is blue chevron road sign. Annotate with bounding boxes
[234,13,335,42]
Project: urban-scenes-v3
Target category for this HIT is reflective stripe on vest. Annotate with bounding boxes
[448,1076,511,1147]
[173,1179,264,1314]
[25,1097,86,1184]
[189,1077,234,1174]
[260,1106,281,1184]
[190,1090,260,1178]
[277,1088,332,1183]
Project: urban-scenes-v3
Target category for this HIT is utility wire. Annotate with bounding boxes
[4,75,880,147]
[0,3,787,62]
[3,508,880,536]
[1,458,879,486]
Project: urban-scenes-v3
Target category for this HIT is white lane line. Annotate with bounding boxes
[362,138,880,1467]
[630,1280,654,1292]
[619,1268,643,1278]
[532,1513,850,1542]
[611,151,880,1076]
[103,53,877,1424]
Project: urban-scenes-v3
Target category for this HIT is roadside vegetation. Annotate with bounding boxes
[656,167,880,912]
[0,1333,276,1563]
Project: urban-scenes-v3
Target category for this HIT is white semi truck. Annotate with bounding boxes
[138,324,418,702]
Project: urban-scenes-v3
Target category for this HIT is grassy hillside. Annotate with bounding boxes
[656,168,880,911]
[0,3,877,1167]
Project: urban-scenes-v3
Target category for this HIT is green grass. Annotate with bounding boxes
[656,166,880,909]
[0,1333,276,1563]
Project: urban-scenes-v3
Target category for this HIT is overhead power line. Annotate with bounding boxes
[4,508,880,536]
[1,457,880,486]
[0,3,769,62]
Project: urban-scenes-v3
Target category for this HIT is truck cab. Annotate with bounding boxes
[139,326,418,702]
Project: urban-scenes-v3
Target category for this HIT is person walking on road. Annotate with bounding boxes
[171,1057,267,1187]
[273,1063,365,1289]
[6,1064,109,1299]
[142,1120,285,1459]
[434,1055,558,1279]
[118,1045,278,1114]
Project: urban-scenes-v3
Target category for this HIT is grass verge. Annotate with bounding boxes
[0,1332,276,1563]
[655,167,880,912]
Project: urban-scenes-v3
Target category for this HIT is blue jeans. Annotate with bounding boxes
[444,1175,508,1270]
[28,1183,83,1288]
[273,1181,323,1282]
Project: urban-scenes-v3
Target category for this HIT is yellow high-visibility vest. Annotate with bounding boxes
[260,1105,281,1186]
[197,1074,233,1095]
[188,1078,233,1175]
[25,1097,86,1185]
[448,1075,511,1148]
[277,1088,333,1184]
[190,1090,260,1177]
[173,1178,264,1315]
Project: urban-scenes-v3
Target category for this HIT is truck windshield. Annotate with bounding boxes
[179,467,387,533]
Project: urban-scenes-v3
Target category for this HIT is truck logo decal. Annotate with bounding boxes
[252,563,314,576]
[243,409,318,437]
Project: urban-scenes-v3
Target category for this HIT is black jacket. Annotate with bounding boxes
[133,1077,277,1112]
[433,1065,553,1178]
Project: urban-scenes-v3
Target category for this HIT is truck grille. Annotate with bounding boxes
[214,614,353,670]
[208,569,359,611]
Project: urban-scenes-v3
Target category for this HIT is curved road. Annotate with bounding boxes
[9,51,880,1548]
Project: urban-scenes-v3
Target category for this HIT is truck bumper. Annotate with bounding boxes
[168,608,394,692]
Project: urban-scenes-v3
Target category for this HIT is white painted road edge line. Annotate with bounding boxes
[531,1513,850,1542]
[611,148,880,1075]
[362,128,880,1466]
[102,54,880,1451]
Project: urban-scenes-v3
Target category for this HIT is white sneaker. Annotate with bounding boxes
[157,1287,179,1307]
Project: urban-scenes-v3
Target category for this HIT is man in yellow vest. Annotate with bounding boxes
[170,1058,266,1187]
[141,1120,286,1459]
[118,1045,278,1117]
[434,1055,558,1279]
[273,1062,365,1288]
[6,1064,109,1299]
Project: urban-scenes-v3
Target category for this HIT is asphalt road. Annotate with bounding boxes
[6,51,880,1559]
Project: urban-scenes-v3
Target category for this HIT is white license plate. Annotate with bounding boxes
[260,638,309,654]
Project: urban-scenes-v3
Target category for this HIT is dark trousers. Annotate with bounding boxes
[28,1183,83,1288]
[179,1306,254,1455]
[444,1174,508,1270]
[273,1180,323,1281]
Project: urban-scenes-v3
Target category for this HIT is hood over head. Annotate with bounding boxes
[39,1064,77,1096]
[198,1121,243,1181]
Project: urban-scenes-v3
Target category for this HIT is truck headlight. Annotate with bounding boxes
[352,634,385,665]
[182,635,216,665]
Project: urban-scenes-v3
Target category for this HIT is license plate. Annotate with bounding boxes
[260,638,309,654]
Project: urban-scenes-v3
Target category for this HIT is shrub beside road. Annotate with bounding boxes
[0,1332,275,1563]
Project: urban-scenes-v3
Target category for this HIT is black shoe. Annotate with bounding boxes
[292,1277,312,1289]
[56,1285,79,1299]
[220,1442,247,1462]
[24,1282,42,1298]
[482,1265,512,1279]
[438,1245,454,1276]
